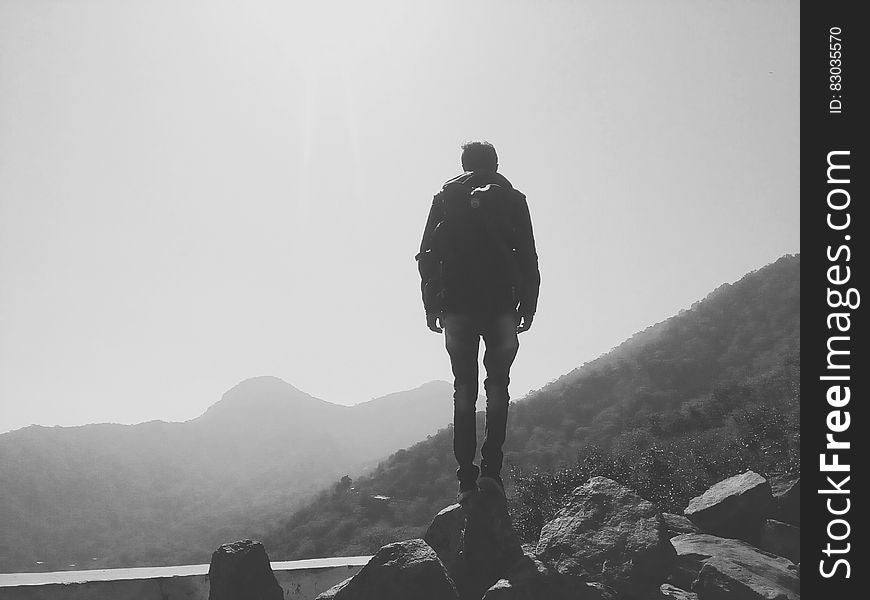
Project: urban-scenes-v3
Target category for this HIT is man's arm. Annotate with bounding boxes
[514,191,540,331]
[416,195,444,331]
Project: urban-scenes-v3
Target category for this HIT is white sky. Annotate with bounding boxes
[0,0,799,433]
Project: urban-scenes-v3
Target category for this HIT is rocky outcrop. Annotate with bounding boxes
[424,477,523,600]
[313,472,804,600]
[662,513,699,539]
[670,533,799,598]
[769,475,800,526]
[207,539,283,600]
[759,519,800,564]
[315,539,458,600]
[536,476,675,599]
[683,471,772,541]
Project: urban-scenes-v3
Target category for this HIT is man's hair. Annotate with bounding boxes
[461,141,498,173]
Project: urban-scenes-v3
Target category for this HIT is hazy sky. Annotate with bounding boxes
[0,0,799,434]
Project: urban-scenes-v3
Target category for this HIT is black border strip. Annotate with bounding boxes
[802,1,866,596]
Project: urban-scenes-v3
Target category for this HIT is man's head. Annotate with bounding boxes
[461,141,498,173]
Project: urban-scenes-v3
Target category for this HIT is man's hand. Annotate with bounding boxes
[516,313,534,334]
[427,313,444,333]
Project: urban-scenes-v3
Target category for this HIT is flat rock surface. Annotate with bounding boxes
[694,555,799,600]
[670,533,799,597]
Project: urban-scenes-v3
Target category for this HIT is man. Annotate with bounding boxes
[416,141,540,503]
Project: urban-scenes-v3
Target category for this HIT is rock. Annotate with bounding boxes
[484,579,521,599]
[481,554,566,600]
[662,514,699,539]
[316,576,353,599]
[694,556,799,600]
[314,539,458,600]
[536,476,675,599]
[424,477,523,600]
[769,475,800,526]
[424,503,466,577]
[684,471,772,541]
[585,583,623,599]
[669,533,799,597]
[658,583,698,599]
[759,519,800,564]
[207,539,283,600]
[481,554,619,600]
[483,578,619,599]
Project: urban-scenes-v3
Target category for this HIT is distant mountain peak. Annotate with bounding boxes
[350,380,453,411]
[198,376,336,421]
[227,375,305,395]
[0,373,458,572]
[420,380,453,390]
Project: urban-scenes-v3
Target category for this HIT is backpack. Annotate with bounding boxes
[419,179,523,313]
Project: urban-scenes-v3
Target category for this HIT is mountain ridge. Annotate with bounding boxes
[0,379,456,572]
[1,378,455,435]
[261,254,800,560]
[0,254,799,572]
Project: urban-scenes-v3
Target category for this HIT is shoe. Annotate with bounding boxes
[457,480,478,504]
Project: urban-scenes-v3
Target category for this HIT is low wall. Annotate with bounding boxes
[0,556,371,600]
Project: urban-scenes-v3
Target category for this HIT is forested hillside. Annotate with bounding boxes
[263,255,800,558]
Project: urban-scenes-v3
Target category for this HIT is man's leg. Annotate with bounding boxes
[480,313,519,481]
[443,313,481,488]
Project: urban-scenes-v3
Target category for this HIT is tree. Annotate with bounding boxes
[334,475,353,496]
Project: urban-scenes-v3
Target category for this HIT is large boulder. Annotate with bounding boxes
[536,476,675,598]
[759,519,800,564]
[481,554,619,600]
[769,475,800,526]
[662,514,699,539]
[424,477,523,600]
[424,503,467,577]
[669,533,799,598]
[315,539,458,600]
[207,539,283,600]
[683,471,772,541]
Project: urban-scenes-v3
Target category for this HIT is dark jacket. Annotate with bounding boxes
[417,170,540,316]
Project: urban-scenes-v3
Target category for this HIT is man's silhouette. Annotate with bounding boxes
[416,141,540,503]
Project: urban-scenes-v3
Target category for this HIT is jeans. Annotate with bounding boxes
[443,312,519,485]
